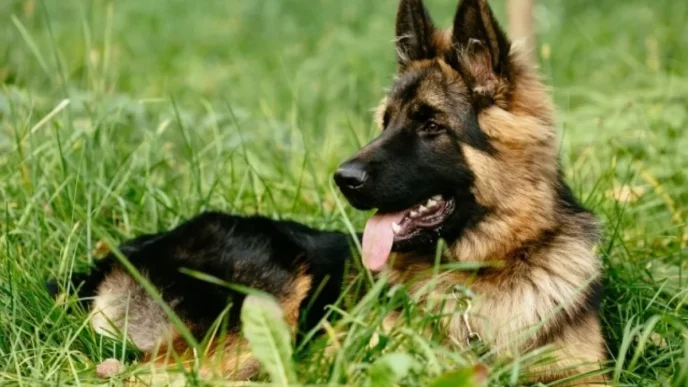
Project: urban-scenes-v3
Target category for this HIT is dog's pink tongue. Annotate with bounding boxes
[362,211,405,271]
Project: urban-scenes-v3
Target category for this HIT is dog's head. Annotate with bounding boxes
[335,0,561,271]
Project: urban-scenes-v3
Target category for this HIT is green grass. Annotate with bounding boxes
[1,0,687,385]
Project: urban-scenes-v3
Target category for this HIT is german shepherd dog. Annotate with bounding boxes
[51,0,605,384]
[334,0,606,384]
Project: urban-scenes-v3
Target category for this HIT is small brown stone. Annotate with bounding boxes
[96,358,124,379]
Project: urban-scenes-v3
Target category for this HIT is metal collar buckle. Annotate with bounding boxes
[452,286,483,347]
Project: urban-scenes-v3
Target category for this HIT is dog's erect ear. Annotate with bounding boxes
[396,0,436,67]
[451,0,512,103]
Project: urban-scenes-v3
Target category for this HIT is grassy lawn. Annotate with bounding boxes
[1,0,687,385]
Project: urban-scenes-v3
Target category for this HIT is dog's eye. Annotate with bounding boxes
[421,121,445,134]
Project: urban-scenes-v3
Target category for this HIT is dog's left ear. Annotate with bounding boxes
[450,0,512,105]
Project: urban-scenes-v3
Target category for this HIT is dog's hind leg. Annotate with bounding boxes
[95,265,313,382]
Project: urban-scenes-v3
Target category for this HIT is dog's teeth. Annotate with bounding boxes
[431,195,442,201]
[418,205,429,213]
[427,199,437,208]
[409,210,419,218]
[392,222,401,234]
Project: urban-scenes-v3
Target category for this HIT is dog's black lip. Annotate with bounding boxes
[392,228,423,242]
[344,195,374,211]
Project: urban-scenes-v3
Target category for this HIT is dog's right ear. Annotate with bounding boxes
[395,0,436,68]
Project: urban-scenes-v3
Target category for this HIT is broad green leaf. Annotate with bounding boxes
[367,352,416,387]
[241,294,297,385]
[429,365,488,387]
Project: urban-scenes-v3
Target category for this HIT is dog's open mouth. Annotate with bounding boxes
[391,195,455,241]
[361,195,455,271]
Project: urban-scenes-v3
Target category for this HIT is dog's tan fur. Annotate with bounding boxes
[375,2,606,385]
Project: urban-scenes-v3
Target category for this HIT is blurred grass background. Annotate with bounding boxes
[1,0,687,385]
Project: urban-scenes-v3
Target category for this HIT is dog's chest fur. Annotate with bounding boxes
[387,216,605,381]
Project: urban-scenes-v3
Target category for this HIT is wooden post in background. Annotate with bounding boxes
[507,0,536,64]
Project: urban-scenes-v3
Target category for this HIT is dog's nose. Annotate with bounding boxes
[334,162,368,191]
